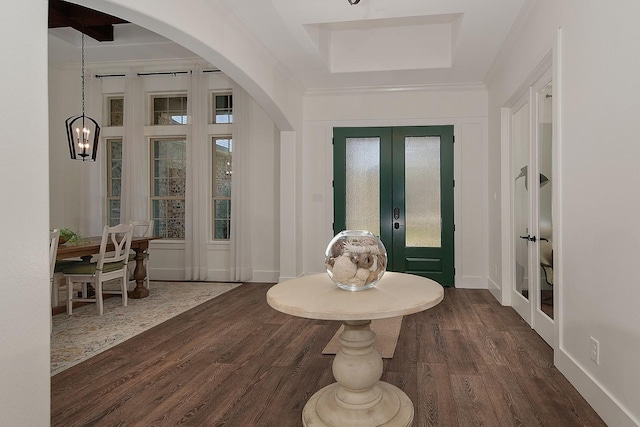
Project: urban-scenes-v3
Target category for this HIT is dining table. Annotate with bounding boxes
[56,236,161,299]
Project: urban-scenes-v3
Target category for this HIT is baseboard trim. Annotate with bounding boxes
[486,277,503,304]
[455,276,487,289]
[556,348,639,427]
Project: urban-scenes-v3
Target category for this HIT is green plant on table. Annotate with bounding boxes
[59,228,90,246]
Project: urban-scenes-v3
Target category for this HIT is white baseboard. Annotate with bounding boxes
[556,348,639,427]
[486,276,503,304]
[455,275,487,289]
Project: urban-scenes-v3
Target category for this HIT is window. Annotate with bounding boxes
[151,138,187,239]
[106,139,122,226]
[213,93,233,124]
[108,97,124,126]
[212,137,232,240]
[152,95,188,125]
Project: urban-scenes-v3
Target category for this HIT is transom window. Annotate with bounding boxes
[106,139,122,226]
[151,138,187,239]
[212,137,232,240]
[108,97,124,126]
[213,93,233,124]
[152,95,188,125]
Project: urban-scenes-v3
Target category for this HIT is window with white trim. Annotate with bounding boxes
[213,92,233,124]
[151,138,187,239]
[212,137,232,240]
[107,97,124,126]
[152,95,188,125]
[106,139,122,226]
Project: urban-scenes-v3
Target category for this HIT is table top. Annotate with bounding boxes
[56,236,160,261]
[266,272,444,321]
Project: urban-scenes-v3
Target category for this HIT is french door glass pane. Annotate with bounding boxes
[513,102,530,298]
[405,136,441,247]
[538,81,554,319]
[345,137,380,235]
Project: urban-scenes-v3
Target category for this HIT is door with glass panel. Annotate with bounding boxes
[511,93,533,324]
[510,70,555,346]
[533,77,554,345]
[333,126,454,286]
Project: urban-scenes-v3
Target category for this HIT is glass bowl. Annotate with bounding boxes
[325,230,387,291]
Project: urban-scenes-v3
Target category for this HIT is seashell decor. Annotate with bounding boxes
[325,230,387,291]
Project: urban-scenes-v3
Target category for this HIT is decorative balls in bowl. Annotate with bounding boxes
[325,230,387,291]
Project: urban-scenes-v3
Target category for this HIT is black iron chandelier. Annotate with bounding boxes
[65,32,100,161]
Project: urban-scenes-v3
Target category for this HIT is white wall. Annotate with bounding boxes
[0,2,50,425]
[303,86,488,288]
[487,0,640,424]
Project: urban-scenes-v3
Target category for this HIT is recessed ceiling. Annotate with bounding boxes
[48,0,527,90]
[304,14,463,74]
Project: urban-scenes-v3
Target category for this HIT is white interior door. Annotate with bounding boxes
[510,69,555,346]
[511,92,532,324]
[532,74,554,345]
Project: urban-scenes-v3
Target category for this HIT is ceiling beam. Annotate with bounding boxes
[48,0,128,42]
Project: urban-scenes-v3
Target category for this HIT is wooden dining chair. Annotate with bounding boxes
[128,219,154,290]
[59,224,134,315]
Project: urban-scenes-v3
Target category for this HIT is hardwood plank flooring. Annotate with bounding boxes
[51,285,606,426]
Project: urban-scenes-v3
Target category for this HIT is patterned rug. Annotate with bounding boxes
[51,281,241,376]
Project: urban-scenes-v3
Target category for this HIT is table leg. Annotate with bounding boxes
[303,320,414,427]
[129,248,149,299]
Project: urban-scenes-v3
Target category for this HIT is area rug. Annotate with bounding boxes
[322,316,403,358]
[51,281,241,376]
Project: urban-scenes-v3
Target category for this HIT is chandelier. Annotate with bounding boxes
[65,32,100,161]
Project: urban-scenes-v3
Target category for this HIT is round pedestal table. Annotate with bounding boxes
[266,272,444,427]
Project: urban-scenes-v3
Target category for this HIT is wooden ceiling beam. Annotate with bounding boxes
[48,0,128,42]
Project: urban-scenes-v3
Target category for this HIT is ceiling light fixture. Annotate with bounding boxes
[348,0,360,4]
[65,32,100,161]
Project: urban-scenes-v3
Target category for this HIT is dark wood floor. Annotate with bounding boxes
[51,284,606,426]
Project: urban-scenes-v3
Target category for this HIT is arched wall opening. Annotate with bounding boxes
[55,0,303,281]
[69,0,301,132]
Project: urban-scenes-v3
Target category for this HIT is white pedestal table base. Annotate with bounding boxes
[302,320,414,427]
[303,381,413,427]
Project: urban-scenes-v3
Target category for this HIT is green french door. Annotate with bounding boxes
[333,126,455,287]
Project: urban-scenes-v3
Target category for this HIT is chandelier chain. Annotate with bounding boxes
[81,32,86,116]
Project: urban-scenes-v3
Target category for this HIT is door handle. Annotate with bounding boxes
[393,207,400,220]
[519,235,537,242]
